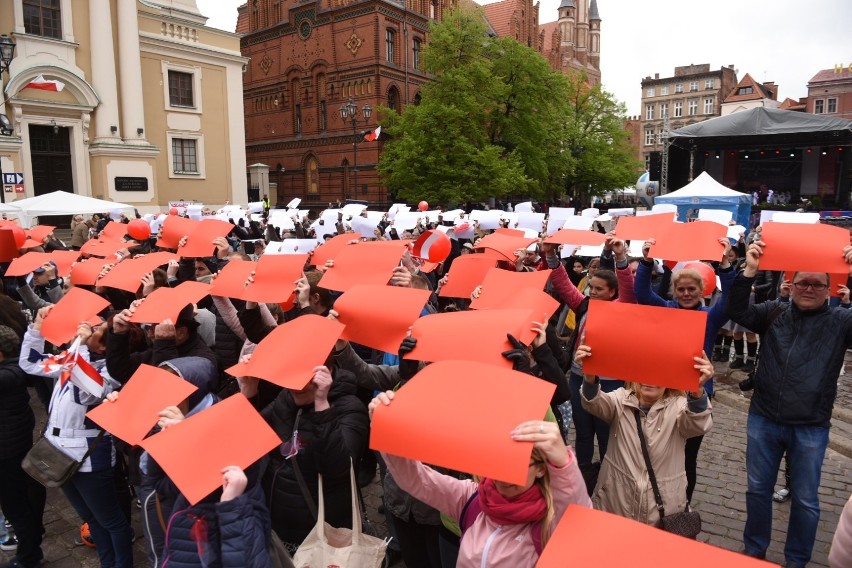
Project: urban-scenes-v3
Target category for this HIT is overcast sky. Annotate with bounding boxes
[197,0,852,115]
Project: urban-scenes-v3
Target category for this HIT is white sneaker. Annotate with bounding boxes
[0,535,18,551]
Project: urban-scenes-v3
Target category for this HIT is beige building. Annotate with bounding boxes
[720,73,780,116]
[0,0,248,213]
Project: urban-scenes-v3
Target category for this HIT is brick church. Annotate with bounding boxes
[238,0,602,206]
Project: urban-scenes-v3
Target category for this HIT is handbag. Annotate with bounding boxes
[633,409,701,539]
[292,462,389,568]
[22,429,105,488]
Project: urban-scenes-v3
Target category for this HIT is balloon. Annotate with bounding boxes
[412,229,451,263]
[9,226,25,248]
[169,207,178,216]
[418,201,428,212]
[682,261,716,296]
[127,218,151,241]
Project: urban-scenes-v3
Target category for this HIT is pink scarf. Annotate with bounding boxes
[478,478,547,525]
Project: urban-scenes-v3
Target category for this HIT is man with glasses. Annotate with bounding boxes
[725,238,852,568]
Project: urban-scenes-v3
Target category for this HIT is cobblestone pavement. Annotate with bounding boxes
[4,368,850,567]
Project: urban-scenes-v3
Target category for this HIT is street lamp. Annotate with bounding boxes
[339,98,371,200]
[0,34,16,205]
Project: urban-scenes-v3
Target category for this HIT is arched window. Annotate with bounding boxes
[387,86,399,112]
[413,92,422,105]
[306,156,319,194]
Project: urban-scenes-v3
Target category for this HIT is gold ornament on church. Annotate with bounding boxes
[344,33,363,55]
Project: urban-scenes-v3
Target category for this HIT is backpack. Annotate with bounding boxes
[458,491,543,556]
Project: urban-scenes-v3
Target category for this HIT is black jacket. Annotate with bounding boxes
[725,274,852,426]
[0,358,34,459]
[105,329,217,385]
[258,369,369,545]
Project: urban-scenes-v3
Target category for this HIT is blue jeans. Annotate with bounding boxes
[744,412,829,566]
[62,468,134,568]
[569,374,623,465]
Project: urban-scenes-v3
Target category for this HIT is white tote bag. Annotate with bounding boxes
[292,464,389,568]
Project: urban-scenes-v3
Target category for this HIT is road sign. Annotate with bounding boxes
[14,184,24,194]
[2,173,23,185]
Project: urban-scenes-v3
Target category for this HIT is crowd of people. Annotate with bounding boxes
[0,203,850,568]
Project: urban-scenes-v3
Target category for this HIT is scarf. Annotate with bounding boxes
[479,478,547,525]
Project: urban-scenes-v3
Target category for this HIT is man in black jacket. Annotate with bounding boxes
[0,326,44,568]
[726,239,852,568]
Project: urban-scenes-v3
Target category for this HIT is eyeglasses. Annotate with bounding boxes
[792,281,828,292]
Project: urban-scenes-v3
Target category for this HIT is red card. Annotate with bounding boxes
[26,225,56,242]
[5,252,54,277]
[156,216,199,249]
[469,267,551,310]
[49,250,84,278]
[177,219,234,258]
[318,242,405,292]
[97,252,178,292]
[438,256,497,298]
[209,259,257,298]
[139,394,281,506]
[544,229,608,247]
[129,281,212,324]
[494,228,527,237]
[335,285,431,353]
[583,300,706,391]
[86,364,199,446]
[101,222,129,239]
[80,237,130,258]
[489,288,560,333]
[648,221,726,262]
[759,221,851,273]
[309,233,360,267]
[241,254,307,303]
[406,309,536,368]
[537,505,772,568]
[613,213,676,241]
[70,258,113,286]
[225,315,344,390]
[0,229,20,262]
[474,233,537,263]
[41,287,111,346]
[370,360,555,486]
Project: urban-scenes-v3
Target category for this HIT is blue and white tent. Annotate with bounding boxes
[654,172,752,228]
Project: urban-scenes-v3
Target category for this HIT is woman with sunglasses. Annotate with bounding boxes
[368,392,590,568]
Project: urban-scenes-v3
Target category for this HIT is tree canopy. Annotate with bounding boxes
[377,6,640,205]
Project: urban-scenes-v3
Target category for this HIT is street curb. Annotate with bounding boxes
[713,390,852,460]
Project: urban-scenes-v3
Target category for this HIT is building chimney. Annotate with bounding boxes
[654,73,659,79]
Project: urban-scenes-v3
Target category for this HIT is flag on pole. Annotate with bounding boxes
[363,126,381,142]
[24,74,65,92]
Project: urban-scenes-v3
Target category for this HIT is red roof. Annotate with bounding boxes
[539,20,558,53]
[236,3,249,34]
[779,97,806,111]
[481,0,516,39]
[723,73,772,103]
[808,68,852,85]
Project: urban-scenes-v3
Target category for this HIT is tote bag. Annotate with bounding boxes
[292,464,389,568]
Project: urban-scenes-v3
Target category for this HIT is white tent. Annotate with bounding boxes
[8,191,135,227]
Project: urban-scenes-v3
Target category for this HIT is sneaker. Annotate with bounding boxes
[2,521,9,530]
[773,488,791,503]
[729,357,745,370]
[0,535,18,551]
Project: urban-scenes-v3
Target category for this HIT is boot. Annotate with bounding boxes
[717,346,731,363]
[729,357,745,369]
[712,346,724,362]
[742,357,755,374]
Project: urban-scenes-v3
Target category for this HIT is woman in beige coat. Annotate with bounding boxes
[574,345,714,526]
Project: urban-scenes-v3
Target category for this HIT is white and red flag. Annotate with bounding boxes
[363,126,381,142]
[24,74,65,92]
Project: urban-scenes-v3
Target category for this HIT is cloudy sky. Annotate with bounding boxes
[197,0,851,115]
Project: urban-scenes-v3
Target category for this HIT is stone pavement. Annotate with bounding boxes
[4,359,851,567]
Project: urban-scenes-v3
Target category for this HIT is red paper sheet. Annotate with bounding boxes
[486,288,560,333]
[310,233,361,267]
[97,252,178,292]
[5,252,54,277]
[335,285,431,353]
[26,225,56,242]
[41,287,111,346]
[613,213,676,241]
[241,254,308,303]
[544,229,608,247]
[469,267,551,310]
[759,221,851,273]
[318,242,405,292]
[156,216,199,249]
[0,229,20,262]
[209,259,257,298]
[370,360,555,486]
[129,281,212,324]
[437,256,497,298]
[49,250,83,278]
[177,219,234,258]
[494,228,527,237]
[648,221,726,262]
[225,314,344,390]
[582,300,707,391]
[101,222,129,239]
[80,237,129,258]
[139,394,281,506]
[474,233,537,263]
[70,258,113,286]
[537,506,771,568]
[86,364,199,446]
[406,309,536,368]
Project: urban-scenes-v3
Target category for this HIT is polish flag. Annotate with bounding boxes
[363,126,381,142]
[24,75,65,92]
[62,356,105,398]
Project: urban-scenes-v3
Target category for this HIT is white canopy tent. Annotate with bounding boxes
[654,172,752,228]
[7,191,136,227]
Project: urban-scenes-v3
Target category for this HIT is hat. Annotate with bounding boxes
[175,304,199,330]
[33,260,58,274]
[0,325,21,357]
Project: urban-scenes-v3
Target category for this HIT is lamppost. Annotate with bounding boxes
[0,34,16,205]
[338,98,371,200]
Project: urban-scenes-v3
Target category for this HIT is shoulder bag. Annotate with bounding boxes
[22,428,106,488]
[633,408,701,539]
